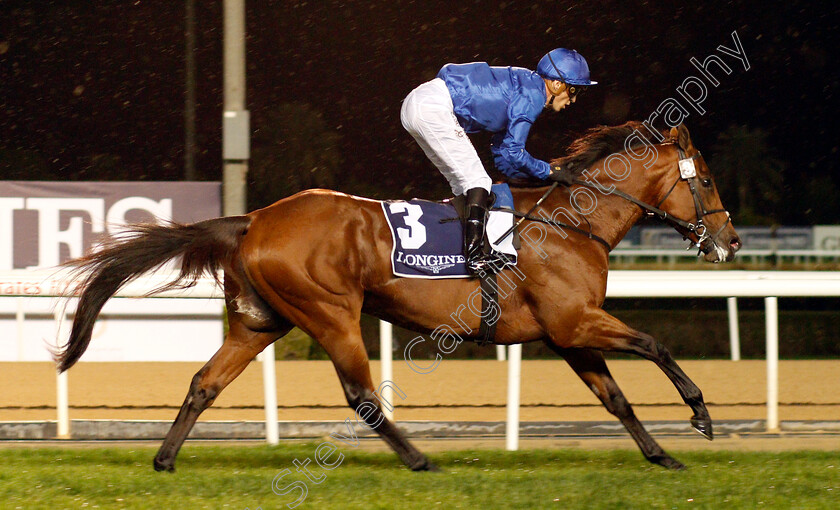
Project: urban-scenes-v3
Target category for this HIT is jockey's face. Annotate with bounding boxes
[545,81,575,112]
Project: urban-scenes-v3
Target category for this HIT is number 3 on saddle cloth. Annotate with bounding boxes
[381,183,518,279]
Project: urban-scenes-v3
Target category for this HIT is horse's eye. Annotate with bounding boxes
[702,178,713,188]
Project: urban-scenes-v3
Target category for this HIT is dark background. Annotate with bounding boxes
[3,1,839,360]
[2,0,839,225]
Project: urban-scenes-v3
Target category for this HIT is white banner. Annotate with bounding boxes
[0,182,225,361]
[813,225,840,251]
[0,181,221,270]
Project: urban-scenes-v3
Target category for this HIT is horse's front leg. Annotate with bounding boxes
[154,319,283,472]
[550,345,685,470]
[560,307,713,441]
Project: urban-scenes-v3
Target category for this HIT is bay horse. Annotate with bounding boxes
[56,122,740,472]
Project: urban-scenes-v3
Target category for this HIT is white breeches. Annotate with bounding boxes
[401,78,492,196]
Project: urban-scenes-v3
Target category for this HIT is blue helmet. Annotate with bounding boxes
[537,48,597,86]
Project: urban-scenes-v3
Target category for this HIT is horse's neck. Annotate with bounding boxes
[535,150,671,250]
[588,146,678,249]
[584,179,650,250]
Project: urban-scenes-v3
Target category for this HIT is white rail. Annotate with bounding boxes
[611,249,840,265]
[507,271,840,443]
[5,270,840,444]
[1,269,242,440]
[380,271,840,448]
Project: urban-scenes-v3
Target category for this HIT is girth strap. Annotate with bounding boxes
[476,272,498,345]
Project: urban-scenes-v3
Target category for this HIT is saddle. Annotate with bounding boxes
[381,183,521,345]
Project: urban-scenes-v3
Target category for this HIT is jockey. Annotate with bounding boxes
[401,48,597,274]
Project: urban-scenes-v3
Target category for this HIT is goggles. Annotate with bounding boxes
[566,84,586,99]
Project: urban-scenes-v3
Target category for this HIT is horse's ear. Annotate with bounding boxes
[672,124,692,150]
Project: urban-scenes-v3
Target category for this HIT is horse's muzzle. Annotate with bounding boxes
[703,234,741,263]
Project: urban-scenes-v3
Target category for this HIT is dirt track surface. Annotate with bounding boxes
[2,435,839,453]
[4,360,839,423]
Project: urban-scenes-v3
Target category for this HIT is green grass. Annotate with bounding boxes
[1,444,838,509]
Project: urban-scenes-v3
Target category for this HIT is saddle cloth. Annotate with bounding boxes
[381,184,517,279]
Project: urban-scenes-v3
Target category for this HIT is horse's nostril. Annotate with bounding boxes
[730,237,742,251]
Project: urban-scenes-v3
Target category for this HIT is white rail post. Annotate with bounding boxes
[379,320,394,421]
[261,345,279,445]
[765,297,779,432]
[505,344,522,451]
[16,297,25,361]
[56,371,69,439]
[53,307,70,439]
[727,297,741,361]
[496,345,506,361]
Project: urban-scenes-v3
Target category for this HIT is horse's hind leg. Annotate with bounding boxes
[315,322,436,471]
[153,258,290,472]
[153,313,286,472]
[567,308,713,440]
[552,345,685,470]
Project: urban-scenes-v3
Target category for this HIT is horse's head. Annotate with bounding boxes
[654,124,741,263]
[545,121,741,263]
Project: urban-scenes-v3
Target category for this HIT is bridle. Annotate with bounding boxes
[657,146,731,252]
[571,144,732,254]
[495,144,732,256]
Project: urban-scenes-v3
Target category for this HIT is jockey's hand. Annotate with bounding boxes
[549,166,575,186]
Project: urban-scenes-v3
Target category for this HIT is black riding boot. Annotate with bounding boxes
[464,187,490,274]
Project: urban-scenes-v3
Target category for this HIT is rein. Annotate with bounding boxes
[491,181,613,251]
[498,145,731,255]
[495,204,612,251]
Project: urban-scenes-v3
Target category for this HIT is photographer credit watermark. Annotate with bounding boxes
[250,28,750,509]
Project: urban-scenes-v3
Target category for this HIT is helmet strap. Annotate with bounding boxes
[547,52,566,82]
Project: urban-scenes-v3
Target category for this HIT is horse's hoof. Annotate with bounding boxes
[410,458,439,472]
[690,417,714,440]
[650,453,686,470]
[659,456,687,471]
[153,457,175,472]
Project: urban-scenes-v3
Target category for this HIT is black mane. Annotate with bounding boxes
[551,121,667,178]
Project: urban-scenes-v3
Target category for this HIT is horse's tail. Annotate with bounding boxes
[56,215,251,372]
